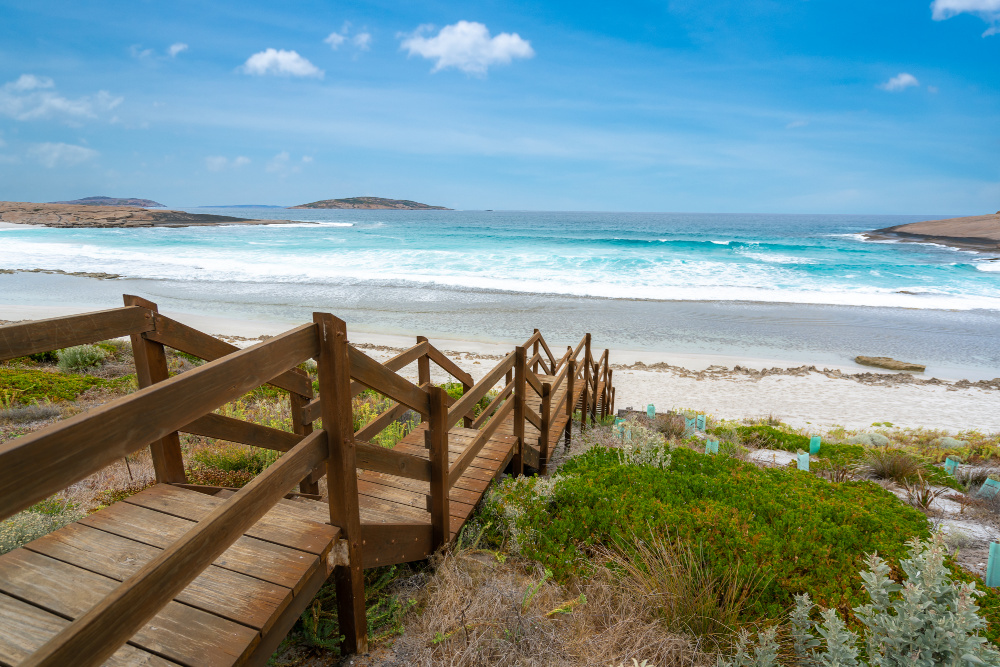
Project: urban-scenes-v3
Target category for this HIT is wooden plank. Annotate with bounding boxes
[145,313,312,396]
[168,484,322,501]
[524,403,542,430]
[426,345,475,387]
[470,381,512,429]
[356,439,432,482]
[0,306,155,362]
[358,469,480,506]
[360,523,433,569]
[354,401,409,442]
[126,485,336,556]
[512,347,526,474]
[181,413,303,452]
[0,323,320,521]
[447,353,514,425]
[525,368,543,395]
[539,381,552,468]
[315,313,368,656]
[24,523,290,633]
[347,346,430,416]
[77,502,320,592]
[536,333,558,372]
[20,428,332,667]
[300,397,322,425]
[0,550,257,667]
[449,399,514,487]
[0,593,177,667]
[521,331,541,350]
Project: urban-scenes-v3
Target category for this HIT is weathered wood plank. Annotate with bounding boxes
[0,550,257,667]
[23,522,291,633]
[353,402,409,443]
[0,323,319,521]
[448,353,514,425]
[0,593,177,667]
[0,306,155,362]
[448,399,514,487]
[347,346,430,415]
[360,523,433,569]
[355,440,432,482]
[181,413,303,452]
[425,345,475,387]
[470,381,512,429]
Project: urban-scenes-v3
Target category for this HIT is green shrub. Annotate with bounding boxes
[482,445,930,625]
[722,537,1000,666]
[934,436,969,449]
[0,368,113,405]
[711,424,811,452]
[187,445,280,488]
[848,433,890,448]
[56,345,107,372]
[28,350,58,363]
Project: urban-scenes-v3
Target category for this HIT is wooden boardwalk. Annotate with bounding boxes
[0,299,614,666]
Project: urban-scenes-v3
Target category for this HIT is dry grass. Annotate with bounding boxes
[857,448,926,484]
[375,544,718,667]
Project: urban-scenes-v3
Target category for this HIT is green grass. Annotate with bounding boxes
[0,368,132,406]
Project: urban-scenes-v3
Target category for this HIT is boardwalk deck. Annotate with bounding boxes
[0,301,614,666]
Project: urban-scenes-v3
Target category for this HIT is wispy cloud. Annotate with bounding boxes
[399,21,534,75]
[931,0,1000,35]
[326,23,371,52]
[205,155,250,171]
[0,75,121,122]
[878,72,919,91]
[27,142,98,168]
[129,44,154,59]
[168,43,189,58]
[241,49,324,78]
[786,119,809,129]
[266,151,312,175]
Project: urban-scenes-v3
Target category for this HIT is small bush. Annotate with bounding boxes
[653,413,686,440]
[0,497,84,554]
[187,445,280,488]
[934,436,969,449]
[847,433,890,448]
[56,345,107,372]
[0,402,61,423]
[28,350,58,363]
[0,368,113,405]
[857,448,925,484]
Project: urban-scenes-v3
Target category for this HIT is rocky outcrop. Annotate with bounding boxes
[865,213,1000,251]
[855,356,926,372]
[0,201,295,228]
[50,196,165,207]
[290,196,451,210]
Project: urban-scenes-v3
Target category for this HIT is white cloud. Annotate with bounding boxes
[266,151,310,175]
[129,44,154,59]
[400,21,534,75]
[205,155,250,171]
[241,49,324,78]
[353,33,372,50]
[878,72,920,91]
[27,142,98,168]
[325,32,346,49]
[0,75,122,122]
[931,0,1000,34]
[168,43,189,58]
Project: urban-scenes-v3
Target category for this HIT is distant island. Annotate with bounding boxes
[196,205,286,209]
[0,201,298,228]
[50,196,166,207]
[866,212,1000,252]
[290,196,451,210]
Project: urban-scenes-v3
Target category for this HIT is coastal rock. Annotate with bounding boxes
[50,196,165,207]
[290,196,451,210]
[855,356,926,372]
[0,201,295,228]
[864,213,1000,252]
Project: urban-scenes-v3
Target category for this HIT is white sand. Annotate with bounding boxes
[3,304,998,435]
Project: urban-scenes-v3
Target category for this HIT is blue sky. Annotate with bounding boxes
[0,0,997,213]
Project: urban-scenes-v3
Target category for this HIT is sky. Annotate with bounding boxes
[0,0,998,213]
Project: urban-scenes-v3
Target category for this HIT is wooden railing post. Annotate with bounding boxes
[532,329,541,374]
[289,368,319,494]
[582,333,592,427]
[513,346,526,475]
[565,358,576,450]
[313,313,367,655]
[122,295,186,484]
[416,336,430,423]
[461,378,473,428]
[539,381,552,470]
[427,386,450,549]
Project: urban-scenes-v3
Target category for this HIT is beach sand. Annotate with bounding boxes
[3,301,995,434]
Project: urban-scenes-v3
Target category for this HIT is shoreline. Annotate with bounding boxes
[865,213,1000,253]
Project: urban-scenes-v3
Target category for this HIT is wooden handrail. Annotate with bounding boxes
[535,333,558,371]
[522,331,541,350]
[181,413,303,452]
[470,381,513,429]
[426,344,475,387]
[20,429,329,667]
[0,323,319,521]
[447,352,514,423]
[550,347,572,374]
[525,367,543,395]
[0,306,155,362]
[146,313,313,396]
[571,334,586,360]
[449,398,514,487]
[355,439,431,482]
[354,401,410,442]
[524,404,542,430]
[348,347,430,415]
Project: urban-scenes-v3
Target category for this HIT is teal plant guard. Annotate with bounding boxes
[809,436,821,455]
[943,457,960,476]
[684,417,696,434]
[980,478,1000,499]
[705,439,719,455]
[696,414,706,431]
[646,404,655,418]
[797,452,810,471]
[615,422,625,438]
[988,543,1000,587]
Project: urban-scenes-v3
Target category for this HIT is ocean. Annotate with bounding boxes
[3,209,999,377]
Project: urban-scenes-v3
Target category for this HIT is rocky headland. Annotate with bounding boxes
[290,196,450,210]
[50,196,165,207]
[865,212,1000,252]
[0,201,296,228]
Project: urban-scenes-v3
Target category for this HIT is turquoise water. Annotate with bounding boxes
[2,209,998,310]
